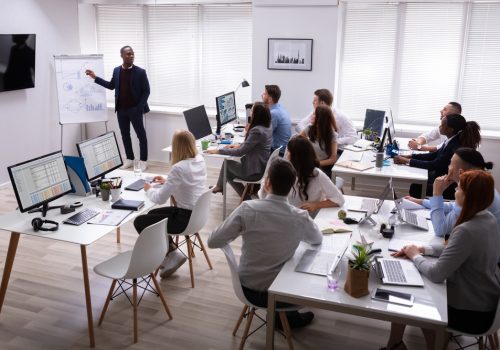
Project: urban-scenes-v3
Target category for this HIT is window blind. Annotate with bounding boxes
[337,3,398,121]
[461,3,500,130]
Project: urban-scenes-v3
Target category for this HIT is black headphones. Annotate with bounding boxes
[31,217,59,232]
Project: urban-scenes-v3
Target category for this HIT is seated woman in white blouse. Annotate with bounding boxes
[381,170,500,350]
[260,134,344,217]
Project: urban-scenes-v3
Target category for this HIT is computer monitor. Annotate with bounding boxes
[216,91,237,126]
[363,109,385,138]
[77,131,123,182]
[386,110,396,144]
[183,105,213,140]
[7,151,72,217]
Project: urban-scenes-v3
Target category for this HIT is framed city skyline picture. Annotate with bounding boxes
[267,38,313,71]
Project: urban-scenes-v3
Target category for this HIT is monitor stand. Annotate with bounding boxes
[28,203,59,217]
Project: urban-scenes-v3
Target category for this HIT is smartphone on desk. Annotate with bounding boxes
[371,288,414,307]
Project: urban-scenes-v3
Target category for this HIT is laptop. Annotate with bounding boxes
[295,234,351,276]
[349,178,392,213]
[393,190,429,231]
[375,257,424,287]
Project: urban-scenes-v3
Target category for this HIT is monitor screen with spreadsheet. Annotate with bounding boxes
[7,151,72,216]
[77,131,123,181]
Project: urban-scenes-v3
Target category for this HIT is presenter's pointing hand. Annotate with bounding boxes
[85,69,96,79]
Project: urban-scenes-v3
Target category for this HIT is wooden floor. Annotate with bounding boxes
[0,163,479,349]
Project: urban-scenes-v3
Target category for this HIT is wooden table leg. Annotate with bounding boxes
[223,159,227,220]
[80,245,95,347]
[0,232,20,313]
[266,292,276,350]
[116,227,120,243]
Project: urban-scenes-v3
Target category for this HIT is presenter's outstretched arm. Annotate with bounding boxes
[85,69,96,79]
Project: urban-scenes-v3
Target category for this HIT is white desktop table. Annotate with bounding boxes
[266,195,447,349]
[162,133,246,220]
[333,145,428,198]
[0,170,156,347]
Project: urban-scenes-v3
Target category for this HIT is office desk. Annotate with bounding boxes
[0,170,156,347]
[163,135,245,219]
[333,148,428,198]
[266,196,447,349]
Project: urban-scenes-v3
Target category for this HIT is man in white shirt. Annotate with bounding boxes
[295,89,358,153]
[407,102,462,152]
[208,158,323,329]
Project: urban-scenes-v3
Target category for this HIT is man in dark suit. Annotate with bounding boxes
[85,46,150,170]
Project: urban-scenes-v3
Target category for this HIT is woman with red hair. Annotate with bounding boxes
[382,170,500,350]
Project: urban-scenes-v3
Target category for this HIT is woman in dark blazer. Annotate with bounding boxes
[394,114,480,199]
[209,102,273,198]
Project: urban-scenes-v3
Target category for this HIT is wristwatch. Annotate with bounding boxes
[417,144,422,150]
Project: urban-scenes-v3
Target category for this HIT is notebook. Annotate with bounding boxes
[336,160,374,171]
[111,199,145,211]
[125,179,147,191]
[315,218,353,234]
[375,257,424,287]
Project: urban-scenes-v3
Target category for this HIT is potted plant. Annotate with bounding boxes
[344,244,374,298]
[99,181,112,201]
[362,128,378,142]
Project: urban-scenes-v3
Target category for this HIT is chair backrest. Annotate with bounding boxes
[363,109,385,137]
[220,244,256,308]
[260,146,282,182]
[125,218,168,279]
[178,189,212,236]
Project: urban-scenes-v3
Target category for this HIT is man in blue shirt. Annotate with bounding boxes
[406,147,500,237]
[261,85,291,155]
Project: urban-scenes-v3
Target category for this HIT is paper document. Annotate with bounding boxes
[316,218,353,234]
[88,209,132,226]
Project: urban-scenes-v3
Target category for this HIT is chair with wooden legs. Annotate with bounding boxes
[157,190,213,288]
[94,218,173,343]
[233,146,282,203]
[221,244,297,350]
[448,299,500,350]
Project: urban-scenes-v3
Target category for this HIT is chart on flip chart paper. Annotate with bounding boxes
[54,55,108,124]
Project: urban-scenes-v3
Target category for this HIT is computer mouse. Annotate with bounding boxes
[343,217,359,225]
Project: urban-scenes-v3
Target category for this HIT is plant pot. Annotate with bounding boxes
[344,265,370,298]
[101,188,110,201]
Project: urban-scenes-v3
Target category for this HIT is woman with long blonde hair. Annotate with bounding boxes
[134,130,207,279]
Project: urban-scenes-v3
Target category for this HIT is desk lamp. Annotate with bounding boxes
[234,79,250,125]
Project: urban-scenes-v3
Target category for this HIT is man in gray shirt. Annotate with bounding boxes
[208,158,323,328]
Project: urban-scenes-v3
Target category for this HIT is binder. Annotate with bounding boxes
[111,199,145,211]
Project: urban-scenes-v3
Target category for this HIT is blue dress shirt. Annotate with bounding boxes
[270,103,292,151]
[423,189,500,237]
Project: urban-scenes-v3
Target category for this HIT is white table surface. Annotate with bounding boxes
[0,169,156,245]
[266,195,447,349]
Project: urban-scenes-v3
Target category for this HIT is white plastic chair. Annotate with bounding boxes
[334,176,345,194]
[94,218,173,343]
[221,244,297,350]
[162,190,213,288]
[448,299,500,350]
[233,146,282,203]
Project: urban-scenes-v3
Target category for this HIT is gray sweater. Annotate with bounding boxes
[218,125,272,177]
[414,210,500,312]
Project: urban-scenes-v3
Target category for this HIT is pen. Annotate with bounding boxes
[353,145,362,148]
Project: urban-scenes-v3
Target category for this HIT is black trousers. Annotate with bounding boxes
[216,160,261,197]
[133,207,192,252]
[409,182,456,200]
[117,106,148,161]
[448,305,495,334]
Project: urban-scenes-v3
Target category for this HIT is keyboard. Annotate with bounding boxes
[63,208,100,226]
[383,260,407,284]
[404,210,418,225]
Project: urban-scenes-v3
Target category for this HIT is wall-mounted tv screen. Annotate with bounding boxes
[0,34,36,93]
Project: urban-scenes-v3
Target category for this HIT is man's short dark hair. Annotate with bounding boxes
[120,45,133,54]
[265,85,281,103]
[314,89,333,106]
[449,101,462,114]
[268,158,296,196]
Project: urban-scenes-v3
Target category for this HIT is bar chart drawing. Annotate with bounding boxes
[54,55,108,124]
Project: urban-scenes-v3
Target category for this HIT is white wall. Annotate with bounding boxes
[252,3,339,120]
[0,0,81,184]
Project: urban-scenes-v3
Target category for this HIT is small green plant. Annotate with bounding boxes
[99,181,112,190]
[348,244,374,271]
